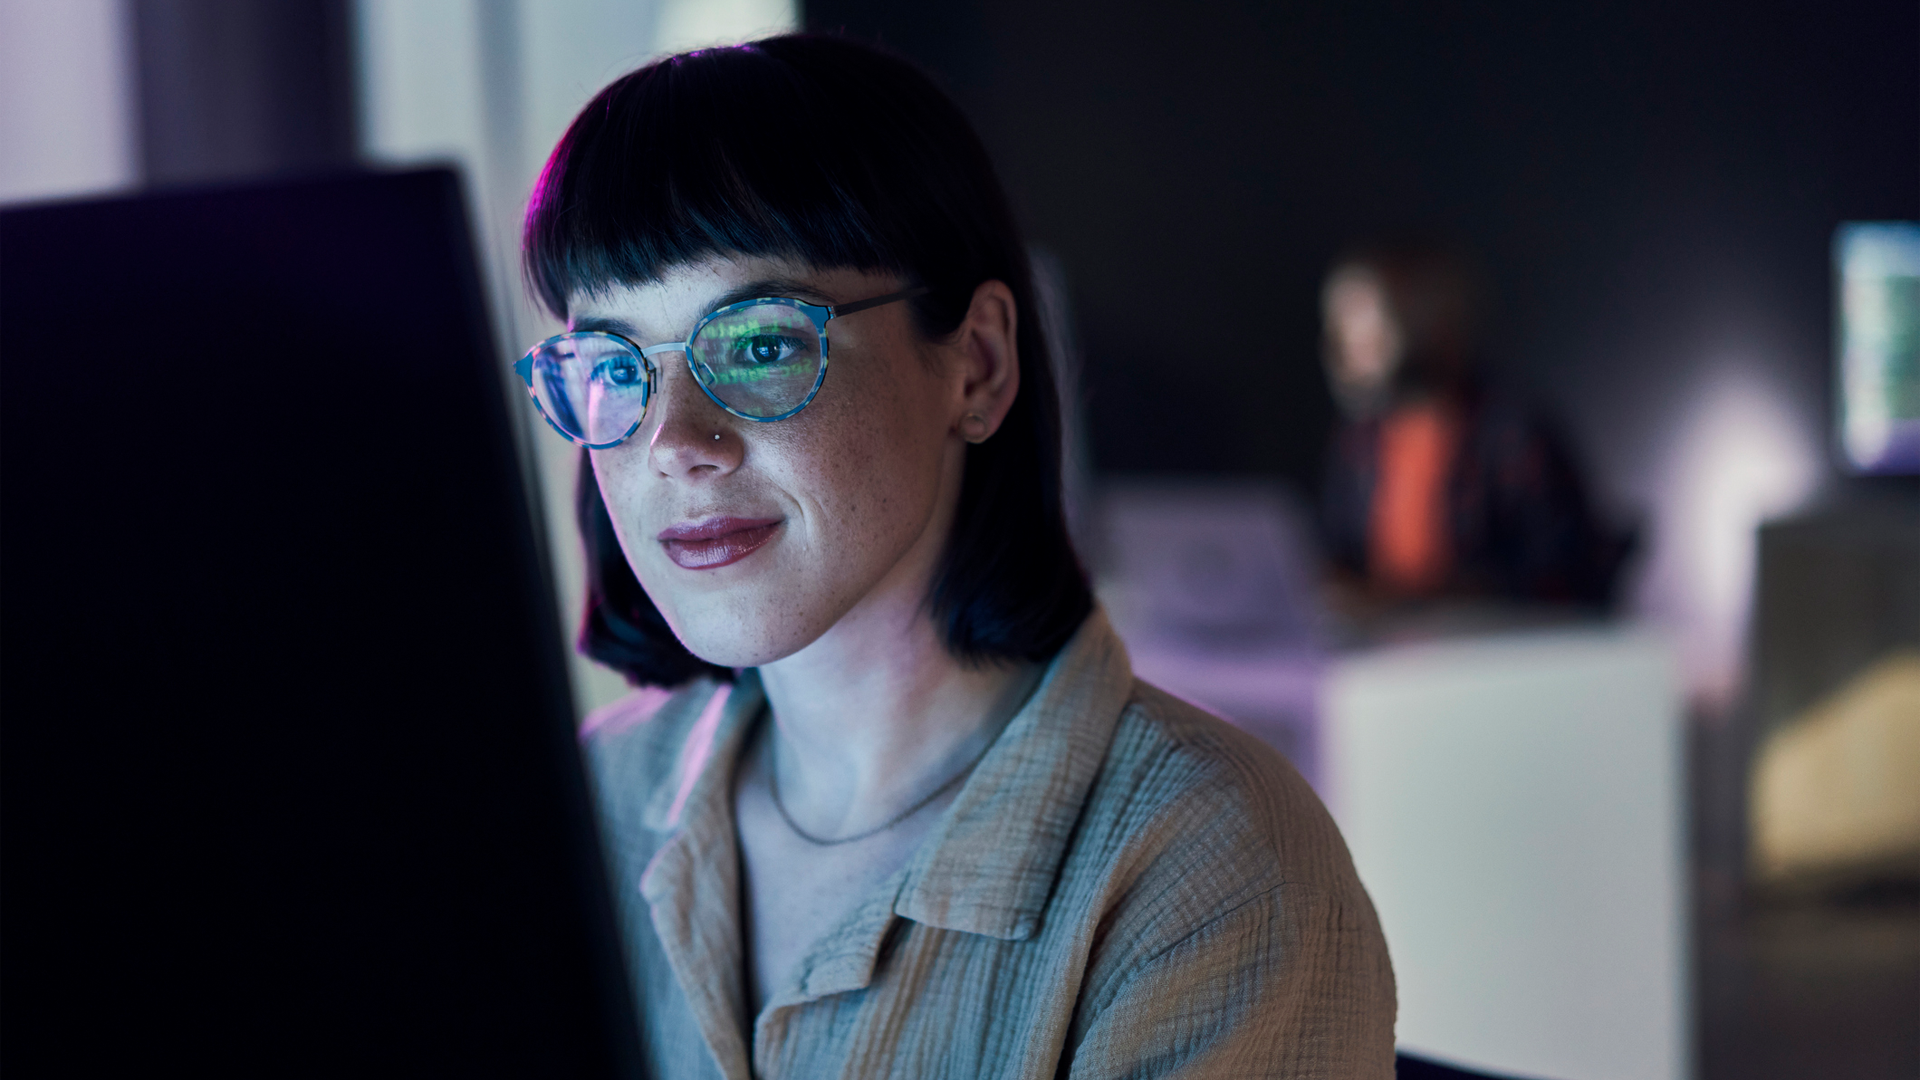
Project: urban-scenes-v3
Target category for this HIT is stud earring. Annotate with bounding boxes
[712,433,721,441]
[959,412,990,444]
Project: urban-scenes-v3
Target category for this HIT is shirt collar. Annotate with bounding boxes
[639,608,1133,942]
[641,672,763,834]
[892,609,1134,940]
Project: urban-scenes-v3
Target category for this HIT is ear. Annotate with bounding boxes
[946,279,1020,443]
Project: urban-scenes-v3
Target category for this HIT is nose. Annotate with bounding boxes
[644,350,742,480]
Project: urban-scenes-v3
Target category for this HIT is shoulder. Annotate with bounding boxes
[1066,680,1394,1047]
[1074,678,1381,960]
[579,677,728,832]
[1102,679,1361,891]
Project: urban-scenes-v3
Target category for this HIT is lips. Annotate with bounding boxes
[657,516,784,570]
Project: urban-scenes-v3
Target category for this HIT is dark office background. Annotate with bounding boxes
[29,4,1917,1077]
[130,0,1920,509]
[809,0,1919,512]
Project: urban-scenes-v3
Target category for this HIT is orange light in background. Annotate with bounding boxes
[1370,402,1460,594]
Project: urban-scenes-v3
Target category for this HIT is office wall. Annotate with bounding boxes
[132,0,357,185]
[806,0,1920,702]
[0,0,137,204]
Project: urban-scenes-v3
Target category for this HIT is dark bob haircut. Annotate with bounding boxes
[523,34,1092,688]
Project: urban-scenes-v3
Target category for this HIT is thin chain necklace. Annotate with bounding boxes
[767,734,996,847]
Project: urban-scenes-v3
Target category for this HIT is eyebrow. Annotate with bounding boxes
[569,277,838,340]
[713,277,835,310]
[569,314,641,338]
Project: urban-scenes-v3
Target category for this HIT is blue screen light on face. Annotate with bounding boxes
[1836,222,1920,474]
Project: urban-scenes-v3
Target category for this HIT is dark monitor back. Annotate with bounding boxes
[0,170,636,1075]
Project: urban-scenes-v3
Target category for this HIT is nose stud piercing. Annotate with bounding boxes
[959,413,991,444]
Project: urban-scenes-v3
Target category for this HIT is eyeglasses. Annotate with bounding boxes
[513,286,928,449]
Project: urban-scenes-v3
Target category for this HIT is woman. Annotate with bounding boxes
[518,35,1394,1078]
[1319,237,1628,607]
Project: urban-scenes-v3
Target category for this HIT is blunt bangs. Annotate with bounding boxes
[527,36,987,323]
[529,34,1093,686]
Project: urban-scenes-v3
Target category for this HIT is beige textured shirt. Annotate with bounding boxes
[581,610,1396,1078]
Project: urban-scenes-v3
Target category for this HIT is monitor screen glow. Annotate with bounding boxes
[1836,221,1920,474]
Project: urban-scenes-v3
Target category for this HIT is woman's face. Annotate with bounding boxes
[1323,266,1402,416]
[575,256,1004,669]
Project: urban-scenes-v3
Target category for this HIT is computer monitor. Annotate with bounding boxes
[1835,221,1920,474]
[1,169,638,1074]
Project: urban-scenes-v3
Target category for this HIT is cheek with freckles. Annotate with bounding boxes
[775,361,933,548]
[741,346,946,597]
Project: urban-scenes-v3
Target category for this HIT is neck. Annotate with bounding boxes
[756,593,1039,840]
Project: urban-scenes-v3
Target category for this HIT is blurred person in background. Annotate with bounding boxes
[1319,236,1629,613]
[520,35,1395,1078]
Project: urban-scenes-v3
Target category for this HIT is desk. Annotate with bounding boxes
[1325,628,1687,1080]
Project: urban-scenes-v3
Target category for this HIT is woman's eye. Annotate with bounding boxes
[594,356,645,387]
[738,334,804,365]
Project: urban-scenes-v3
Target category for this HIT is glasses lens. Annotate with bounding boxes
[527,334,650,445]
[688,303,825,419]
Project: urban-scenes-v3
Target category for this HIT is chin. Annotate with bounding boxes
[651,585,827,670]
